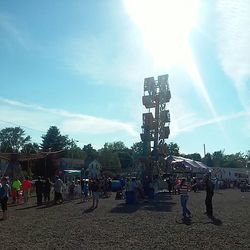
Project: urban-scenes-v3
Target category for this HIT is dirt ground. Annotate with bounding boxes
[0,189,250,250]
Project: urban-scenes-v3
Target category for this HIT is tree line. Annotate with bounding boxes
[0,126,249,174]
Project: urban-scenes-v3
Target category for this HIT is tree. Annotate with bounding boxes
[98,150,121,173]
[21,142,40,154]
[98,143,121,173]
[102,141,128,152]
[184,153,202,161]
[202,153,213,167]
[64,146,86,160]
[244,150,250,168]
[131,142,144,159]
[101,141,132,170]
[167,142,180,156]
[0,127,31,153]
[82,144,98,161]
[41,126,70,151]
[117,151,133,169]
[223,152,245,168]
[212,150,225,168]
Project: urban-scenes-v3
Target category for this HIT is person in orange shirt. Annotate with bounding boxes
[22,177,31,203]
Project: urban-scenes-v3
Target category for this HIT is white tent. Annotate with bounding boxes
[166,156,210,173]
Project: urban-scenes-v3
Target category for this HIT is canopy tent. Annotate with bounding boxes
[0,150,63,162]
[63,169,81,175]
[166,155,210,174]
[0,150,63,179]
[61,169,82,183]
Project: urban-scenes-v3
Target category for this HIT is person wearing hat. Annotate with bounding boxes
[204,173,214,218]
[179,178,192,218]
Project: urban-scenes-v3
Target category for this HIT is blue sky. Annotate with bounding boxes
[0,0,249,156]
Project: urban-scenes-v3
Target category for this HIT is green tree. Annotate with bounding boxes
[202,153,213,167]
[184,153,202,161]
[167,142,180,156]
[223,152,245,168]
[0,127,31,153]
[98,143,121,173]
[212,150,225,168]
[131,142,144,159]
[82,144,98,161]
[103,141,128,152]
[246,150,250,168]
[117,151,133,169]
[41,126,70,151]
[21,142,40,154]
[65,140,86,160]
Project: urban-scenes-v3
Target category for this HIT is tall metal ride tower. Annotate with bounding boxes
[140,74,171,175]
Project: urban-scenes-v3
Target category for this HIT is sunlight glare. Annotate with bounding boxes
[124,0,228,142]
[124,0,200,67]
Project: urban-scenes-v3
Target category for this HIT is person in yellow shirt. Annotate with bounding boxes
[12,178,22,204]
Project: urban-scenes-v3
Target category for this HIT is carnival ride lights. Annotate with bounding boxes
[141,74,171,161]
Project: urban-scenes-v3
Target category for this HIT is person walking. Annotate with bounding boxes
[204,173,214,218]
[12,177,22,204]
[82,180,89,202]
[22,177,31,203]
[43,178,52,203]
[54,176,64,204]
[0,177,10,220]
[35,176,43,206]
[179,178,192,219]
[91,179,100,209]
[68,181,75,200]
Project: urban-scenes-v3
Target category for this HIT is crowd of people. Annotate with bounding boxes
[0,172,247,221]
[0,175,114,220]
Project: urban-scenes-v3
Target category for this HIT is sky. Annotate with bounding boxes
[0,0,249,156]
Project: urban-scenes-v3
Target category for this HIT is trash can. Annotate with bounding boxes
[111,180,122,192]
[125,191,136,204]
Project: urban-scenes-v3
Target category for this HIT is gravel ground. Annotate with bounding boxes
[0,189,250,250]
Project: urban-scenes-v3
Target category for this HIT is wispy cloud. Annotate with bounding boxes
[171,110,247,137]
[0,13,29,49]
[216,0,250,112]
[63,32,153,90]
[0,12,42,52]
[0,97,139,139]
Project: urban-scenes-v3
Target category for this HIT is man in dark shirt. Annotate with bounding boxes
[35,176,44,206]
[204,173,214,218]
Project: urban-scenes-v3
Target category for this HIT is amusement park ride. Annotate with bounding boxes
[140,74,171,177]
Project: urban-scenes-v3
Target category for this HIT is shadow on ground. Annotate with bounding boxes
[83,207,96,213]
[175,216,223,226]
[16,205,37,210]
[204,217,223,226]
[110,191,176,214]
